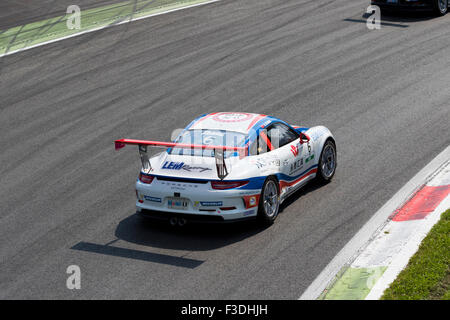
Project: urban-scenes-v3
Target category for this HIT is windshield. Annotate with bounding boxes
[169,129,247,158]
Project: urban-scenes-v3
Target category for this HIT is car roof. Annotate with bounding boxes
[187,112,280,134]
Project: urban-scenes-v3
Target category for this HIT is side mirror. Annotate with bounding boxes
[300,133,310,144]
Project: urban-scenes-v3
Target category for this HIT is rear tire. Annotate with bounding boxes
[257,177,280,225]
[434,0,448,16]
[316,139,337,182]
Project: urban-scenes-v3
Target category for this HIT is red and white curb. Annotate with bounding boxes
[361,164,449,299]
[300,145,450,300]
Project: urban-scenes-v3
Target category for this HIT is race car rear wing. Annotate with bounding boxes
[114,139,248,180]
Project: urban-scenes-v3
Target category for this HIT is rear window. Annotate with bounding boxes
[169,129,246,158]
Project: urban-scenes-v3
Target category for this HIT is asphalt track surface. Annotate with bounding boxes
[1,0,449,299]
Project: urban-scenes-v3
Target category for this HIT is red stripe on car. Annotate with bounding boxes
[279,168,318,189]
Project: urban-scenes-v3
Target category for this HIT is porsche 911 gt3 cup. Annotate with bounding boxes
[115,112,337,225]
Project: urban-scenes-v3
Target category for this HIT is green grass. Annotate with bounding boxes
[0,0,212,55]
[382,208,450,300]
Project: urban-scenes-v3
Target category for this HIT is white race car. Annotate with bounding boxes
[115,112,336,225]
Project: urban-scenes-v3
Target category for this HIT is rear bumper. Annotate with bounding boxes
[138,209,257,224]
[135,177,261,221]
[371,0,434,11]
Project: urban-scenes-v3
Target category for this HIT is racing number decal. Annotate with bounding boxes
[305,141,315,164]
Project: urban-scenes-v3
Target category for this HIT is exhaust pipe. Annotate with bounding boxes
[178,218,187,227]
[169,217,178,226]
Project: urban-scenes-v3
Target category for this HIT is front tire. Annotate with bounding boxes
[316,139,337,182]
[257,177,280,225]
[434,0,448,16]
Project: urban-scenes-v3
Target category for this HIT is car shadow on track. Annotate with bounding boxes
[71,216,267,268]
[71,178,329,267]
[278,179,326,215]
[113,178,328,251]
[113,213,268,252]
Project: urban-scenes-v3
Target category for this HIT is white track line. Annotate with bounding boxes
[0,0,221,58]
[299,145,450,300]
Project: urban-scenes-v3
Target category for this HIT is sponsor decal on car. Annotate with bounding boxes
[250,157,281,169]
[305,154,315,163]
[160,181,199,189]
[162,161,185,170]
[243,209,256,216]
[161,161,212,172]
[290,158,304,175]
[272,158,281,167]
[144,195,162,203]
[310,130,324,142]
[200,201,223,207]
[291,144,300,157]
[238,191,261,195]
